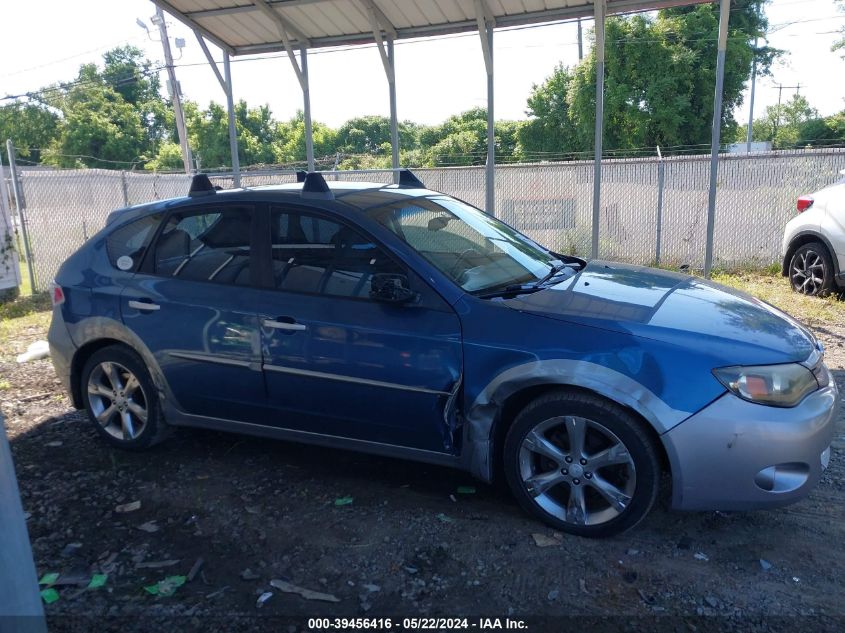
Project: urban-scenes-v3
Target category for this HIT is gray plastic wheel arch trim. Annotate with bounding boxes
[462,359,695,482]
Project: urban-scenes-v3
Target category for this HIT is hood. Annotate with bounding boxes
[504,261,818,365]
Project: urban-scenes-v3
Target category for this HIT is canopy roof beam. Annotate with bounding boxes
[196,31,241,185]
[475,0,495,215]
[251,1,315,169]
[363,1,399,180]
[592,0,606,259]
[704,0,731,277]
[249,0,312,46]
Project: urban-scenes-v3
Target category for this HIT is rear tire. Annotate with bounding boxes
[503,389,660,538]
[789,242,834,296]
[81,345,169,450]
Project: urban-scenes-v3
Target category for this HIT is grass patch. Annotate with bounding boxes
[0,291,51,321]
[711,270,845,324]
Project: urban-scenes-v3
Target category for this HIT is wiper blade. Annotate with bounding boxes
[526,262,569,289]
[474,285,545,300]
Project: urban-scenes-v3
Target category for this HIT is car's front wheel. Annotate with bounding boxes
[789,242,834,296]
[81,345,168,450]
[503,390,660,537]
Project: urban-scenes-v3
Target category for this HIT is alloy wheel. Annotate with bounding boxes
[518,416,637,526]
[87,361,148,441]
[791,249,825,295]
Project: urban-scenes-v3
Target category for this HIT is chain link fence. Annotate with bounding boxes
[7,148,845,292]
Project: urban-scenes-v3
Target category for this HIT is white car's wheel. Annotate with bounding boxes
[789,242,834,296]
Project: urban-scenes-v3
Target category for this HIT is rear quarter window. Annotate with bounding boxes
[105,214,161,272]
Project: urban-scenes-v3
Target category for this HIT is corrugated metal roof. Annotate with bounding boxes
[152,0,710,55]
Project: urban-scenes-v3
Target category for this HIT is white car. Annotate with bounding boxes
[782,170,845,296]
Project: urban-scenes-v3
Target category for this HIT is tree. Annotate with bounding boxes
[417,108,521,166]
[518,64,578,159]
[35,47,170,169]
[0,103,60,164]
[274,111,337,165]
[144,142,184,171]
[334,115,419,157]
[835,0,845,57]
[747,95,818,149]
[521,1,776,157]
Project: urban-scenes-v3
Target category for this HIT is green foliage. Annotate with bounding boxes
[521,1,775,157]
[835,0,845,56]
[144,141,184,171]
[335,115,418,156]
[0,103,59,164]
[744,94,818,149]
[274,110,338,165]
[36,47,170,169]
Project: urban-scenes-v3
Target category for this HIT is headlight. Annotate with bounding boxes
[712,363,819,407]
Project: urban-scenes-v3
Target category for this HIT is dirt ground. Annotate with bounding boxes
[1,283,844,632]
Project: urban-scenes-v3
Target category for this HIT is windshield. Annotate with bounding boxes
[367,195,561,293]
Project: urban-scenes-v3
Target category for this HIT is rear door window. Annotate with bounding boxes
[269,207,403,298]
[152,206,253,286]
[105,214,162,272]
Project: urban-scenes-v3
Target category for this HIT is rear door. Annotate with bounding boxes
[253,204,463,453]
[120,202,268,423]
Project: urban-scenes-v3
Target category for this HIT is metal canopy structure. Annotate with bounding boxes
[151,0,728,275]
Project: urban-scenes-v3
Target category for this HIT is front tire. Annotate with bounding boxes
[503,390,660,538]
[81,345,168,450]
[789,242,834,296]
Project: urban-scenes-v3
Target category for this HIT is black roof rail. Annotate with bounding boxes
[295,170,307,183]
[301,172,334,200]
[188,174,216,197]
[398,169,425,188]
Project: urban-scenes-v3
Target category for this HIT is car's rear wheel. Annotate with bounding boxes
[81,345,168,450]
[503,390,660,538]
[789,242,834,296]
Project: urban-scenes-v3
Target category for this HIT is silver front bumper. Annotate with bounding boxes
[662,375,838,511]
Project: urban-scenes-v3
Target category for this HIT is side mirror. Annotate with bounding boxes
[370,273,416,304]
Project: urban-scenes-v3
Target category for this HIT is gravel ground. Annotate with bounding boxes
[1,301,844,632]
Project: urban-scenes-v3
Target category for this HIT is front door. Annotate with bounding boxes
[254,205,463,453]
[120,203,267,423]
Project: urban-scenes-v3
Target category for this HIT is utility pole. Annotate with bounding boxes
[772,82,801,147]
[151,9,193,173]
[577,18,583,60]
[745,3,762,153]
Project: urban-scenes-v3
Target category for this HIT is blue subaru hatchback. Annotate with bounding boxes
[48,171,838,537]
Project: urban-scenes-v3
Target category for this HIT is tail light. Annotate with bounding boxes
[797,195,814,213]
[50,281,65,306]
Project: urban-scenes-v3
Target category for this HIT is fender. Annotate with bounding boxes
[461,359,696,482]
[68,316,185,414]
[782,230,842,279]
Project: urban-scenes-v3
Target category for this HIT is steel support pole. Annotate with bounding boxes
[0,413,48,633]
[301,46,315,172]
[655,159,665,266]
[223,53,241,187]
[6,140,35,292]
[485,27,495,216]
[591,0,606,260]
[703,0,731,278]
[387,38,399,182]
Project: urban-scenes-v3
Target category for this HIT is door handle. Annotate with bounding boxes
[262,318,306,331]
[128,299,161,311]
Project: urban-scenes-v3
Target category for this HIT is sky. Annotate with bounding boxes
[0,0,843,132]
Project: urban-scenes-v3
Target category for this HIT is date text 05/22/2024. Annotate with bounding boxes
[307,618,528,630]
